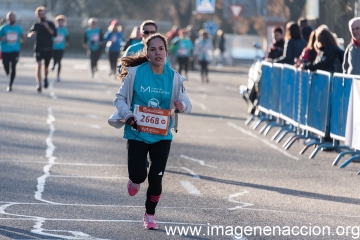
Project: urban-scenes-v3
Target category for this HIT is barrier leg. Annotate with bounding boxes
[332,150,358,166]
[339,155,360,168]
[263,123,283,136]
[259,121,276,134]
[251,117,269,130]
[271,128,284,141]
[275,129,294,143]
[245,114,256,125]
[299,140,320,155]
[284,135,307,150]
[309,143,335,159]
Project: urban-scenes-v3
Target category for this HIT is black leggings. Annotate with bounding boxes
[88,49,102,73]
[108,51,119,74]
[177,56,189,75]
[199,60,209,77]
[2,52,19,87]
[52,50,64,76]
[127,139,171,215]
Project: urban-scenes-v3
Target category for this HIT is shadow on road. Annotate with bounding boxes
[166,170,360,205]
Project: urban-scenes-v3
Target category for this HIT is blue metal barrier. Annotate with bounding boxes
[279,64,296,124]
[257,61,273,114]
[305,70,332,137]
[269,63,283,118]
[330,73,352,141]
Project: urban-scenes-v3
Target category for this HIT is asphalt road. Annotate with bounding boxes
[0,57,359,240]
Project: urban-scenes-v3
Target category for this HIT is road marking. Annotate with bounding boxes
[34,108,58,205]
[89,125,101,129]
[180,155,217,168]
[180,181,201,196]
[73,64,87,70]
[227,122,299,160]
[49,175,128,179]
[86,114,101,119]
[181,167,200,179]
[228,191,254,210]
[190,99,207,111]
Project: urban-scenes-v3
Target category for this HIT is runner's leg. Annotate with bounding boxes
[127,140,149,184]
[146,140,171,215]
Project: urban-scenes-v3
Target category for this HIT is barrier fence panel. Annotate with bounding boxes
[330,73,353,141]
[269,63,283,118]
[258,61,273,114]
[279,64,297,125]
[305,70,332,137]
[298,70,311,128]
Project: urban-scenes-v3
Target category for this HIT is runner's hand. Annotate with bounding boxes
[125,115,137,126]
[174,101,184,112]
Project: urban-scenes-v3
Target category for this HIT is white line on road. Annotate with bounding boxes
[180,181,201,196]
[89,125,101,129]
[180,155,217,168]
[34,108,58,205]
[181,167,200,179]
[228,191,254,210]
[227,122,299,160]
[49,175,128,179]
[190,99,207,111]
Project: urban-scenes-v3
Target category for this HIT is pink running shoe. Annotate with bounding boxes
[127,180,140,196]
[143,213,158,230]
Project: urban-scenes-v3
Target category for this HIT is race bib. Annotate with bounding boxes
[91,34,99,41]
[6,32,18,42]
[54,34,64,43]
[133,105,171,136]
[177,48,187,56]
[111,35,118,43]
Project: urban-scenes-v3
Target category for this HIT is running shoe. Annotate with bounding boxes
[56,77,60,82]
[127,180,140,196]
[6,86,12,92]
[143,213,158,230]
[44,78,49,89]
[36,85,42,93]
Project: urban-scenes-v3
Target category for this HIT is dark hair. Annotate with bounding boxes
[140,20,157,32]
[119,34,168,80]
[306,30,316,50]
[272,26,283,35]
[316,29,338,48]
[285,21,302,40]
[298,17,308,27]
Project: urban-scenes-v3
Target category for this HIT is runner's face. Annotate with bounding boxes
[37,10,45,21]
[147,37,168,66]
[142,25,157,39]
[8,14,16,24]
[351,20,360,42]
[57,19,64,27]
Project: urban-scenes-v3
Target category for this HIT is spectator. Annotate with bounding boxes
[266,26,285,60]
[194,29,213,83]
[170,28,193,80]
[303,28,344,73]
[104,19,123,78]
[343,17,360,75]
[295,30,317,68]
[165,25,179,42]
[121,26,141,54]
[298,17,313,42]
[216,29,226,65]
[274,21,306,65]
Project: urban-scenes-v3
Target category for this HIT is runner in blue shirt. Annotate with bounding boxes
[0,12,25,92]
[170,28,193,80]
[52,15,69,82]
[82,18,103,78]
[104,19,123,78]
[113,33,192,230]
